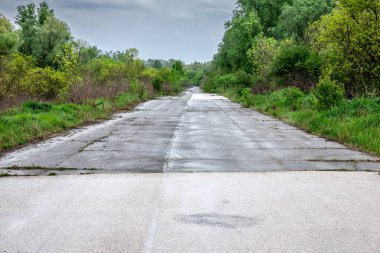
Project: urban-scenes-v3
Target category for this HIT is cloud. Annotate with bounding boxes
[171,10,193,20]
[198,0,235,19]
[58,0,155,11]
[200,0,235,9]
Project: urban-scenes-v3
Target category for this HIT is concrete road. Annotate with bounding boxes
[0,87,379,175]
[0,88,379,252]
[0,172,379,252]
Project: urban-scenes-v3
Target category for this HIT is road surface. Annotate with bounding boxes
[0,87,379,252]
[0,87,379,174]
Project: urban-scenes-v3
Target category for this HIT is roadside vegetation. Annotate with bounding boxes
[203,0,380,156]
[0,1,199,151]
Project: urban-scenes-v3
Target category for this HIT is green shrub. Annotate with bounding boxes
[0,53,35,97]
[202,72,253,92]
[129,81,146,99]
[86,58,124,85]
[22,101,52,112]
[20,67,67,99]
[152,76,164,92]
[238,88,254,107]
[272,44,321,90]
[282,87,305,106]
[312,79,345,110]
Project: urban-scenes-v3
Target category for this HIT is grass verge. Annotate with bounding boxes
[0,92,150,152]
[215,87,380,156]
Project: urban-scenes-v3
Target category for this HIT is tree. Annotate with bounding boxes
[214,11,262,72]
[273,0,333,40]
[15,1,68,67]
[37,1,54,25]
[152,60,162,69]
[15,3,37,55]
[172,60,184,75]
[237,0,292,36]
[0,14,19,56]
[32,15,72,67]
[309,0,380,96]
[75,39,99,66]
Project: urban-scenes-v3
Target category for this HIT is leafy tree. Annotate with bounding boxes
[214,11,262,72]
[273,0,333,40]
[76,40,99,66]
[33,15,72,67]
[0,14,19,56]
[309,0,380,96]
[237,0,292,35]
[152,60,162,69]
[15,1,69,67]
[37,1,54,25]
[15,3,37,55]
[171,60,184,75]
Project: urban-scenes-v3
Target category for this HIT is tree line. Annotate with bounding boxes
[0,1,197,110]
[206,0,379,103]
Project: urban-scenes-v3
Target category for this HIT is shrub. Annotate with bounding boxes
[129,81,146,99]
[282,87,305,106]
[272,44,321,90]
[152,76,164,92]
[20,67,67,99]
[238,88,254,107]
[22,101,52,112]
[202,72,253,92]
[0,53,35,97]
[86,58,125,85]
[312,79,345,110]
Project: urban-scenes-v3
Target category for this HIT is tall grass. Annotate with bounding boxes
[217,87,380,156]
[0,90,150,151]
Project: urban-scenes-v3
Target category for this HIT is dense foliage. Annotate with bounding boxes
[207,0,379,98]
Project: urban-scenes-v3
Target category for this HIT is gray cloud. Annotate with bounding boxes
[57,0,155,11]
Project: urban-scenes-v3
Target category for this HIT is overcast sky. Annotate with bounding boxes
[1,0,235,63]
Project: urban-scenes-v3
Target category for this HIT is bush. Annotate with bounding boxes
[129,81,146,99]
[86,58,125,85]
[238,88,254,107]
[312,79,345,110]
[0,53,35,97]
[272,44,321,90]
[22,101,52,112]
[282,87,305,106]
[20,67,68,99]
[152,76,164,92]
[202,72,253,92]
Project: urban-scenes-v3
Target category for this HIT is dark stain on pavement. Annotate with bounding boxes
[175,213,261,229]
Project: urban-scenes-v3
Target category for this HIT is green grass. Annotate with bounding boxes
[0,92,145,152]
[217,87,380,156]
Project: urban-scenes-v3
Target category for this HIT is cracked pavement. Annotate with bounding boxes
[0,87,379,176]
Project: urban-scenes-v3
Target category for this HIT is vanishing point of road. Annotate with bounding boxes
[0,87,379,252]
